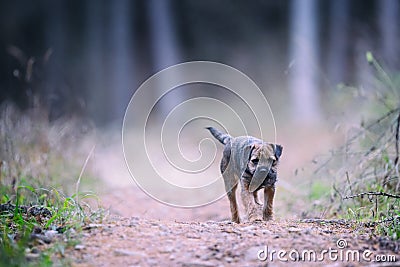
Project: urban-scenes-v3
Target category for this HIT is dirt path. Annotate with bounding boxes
[67,216,398,267]
[63,185,399,267]
[59,142,400,267]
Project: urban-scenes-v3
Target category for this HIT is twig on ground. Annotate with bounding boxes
[300,218,349,225]
[301,216,400,227]
[343,191,400,200]
[361,215,400,227]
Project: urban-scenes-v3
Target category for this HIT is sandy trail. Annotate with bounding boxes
[68,207,397,266]
[64,141,399,267]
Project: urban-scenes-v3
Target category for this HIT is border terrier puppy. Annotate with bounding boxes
[207,127,282,223]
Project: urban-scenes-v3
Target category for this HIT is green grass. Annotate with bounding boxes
[309,181,330,201]
[0,103,103,266]
[0,176,104,267]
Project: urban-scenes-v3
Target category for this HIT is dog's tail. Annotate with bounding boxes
[206,127,231,145]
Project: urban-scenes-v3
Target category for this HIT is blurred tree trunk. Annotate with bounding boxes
[327,0,349,85]
[379,0,399,69]
[45,1,67,120]
[289,0,320,123]
[147,0,182,119]
[85,0,107,124]
[109,0,134,124]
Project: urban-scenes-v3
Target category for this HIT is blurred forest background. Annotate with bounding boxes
[0,0,398,126]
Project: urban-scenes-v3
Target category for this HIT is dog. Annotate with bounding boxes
[206,127,282,223]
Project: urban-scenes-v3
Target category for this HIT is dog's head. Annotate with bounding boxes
[244,143,283,192]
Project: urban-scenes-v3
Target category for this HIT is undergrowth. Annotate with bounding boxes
[0,103,103,266]
[310,52,400,240]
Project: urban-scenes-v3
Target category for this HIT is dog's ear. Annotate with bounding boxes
[237,142,254,178]
[275,144,283,160]
[241,144,254,169]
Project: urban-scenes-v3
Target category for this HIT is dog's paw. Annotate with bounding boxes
[262,214,273,221]
[255,200,263,206]
[249,215,263,222]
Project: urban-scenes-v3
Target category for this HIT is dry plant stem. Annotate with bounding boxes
[343,191,400,200]
[331,107,399,198]
[75,145,96,204]
[313,157,332,174]
[345,171,352,195]
[348,107,400,145]
[314,108,398,176]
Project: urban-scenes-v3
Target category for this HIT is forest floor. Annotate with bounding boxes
[61,185,399,267]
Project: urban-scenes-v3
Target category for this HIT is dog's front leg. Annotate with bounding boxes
[253,191,262,205]
[263,186,275,221]
[227,184,240,223]
[241,182,261,221]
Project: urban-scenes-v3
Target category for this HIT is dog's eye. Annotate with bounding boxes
[251,159,259,164]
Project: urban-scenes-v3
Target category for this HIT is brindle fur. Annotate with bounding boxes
[207,127,282,223]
